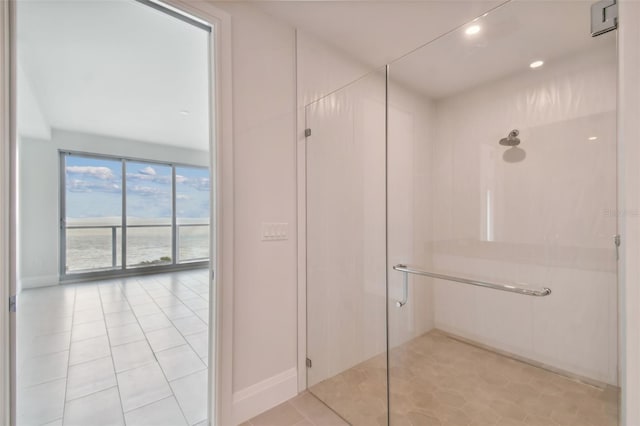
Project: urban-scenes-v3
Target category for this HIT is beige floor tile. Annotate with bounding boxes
[308,330,619,426]
[251,402,305,426]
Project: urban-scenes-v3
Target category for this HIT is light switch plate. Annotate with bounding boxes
[262,222,288,241]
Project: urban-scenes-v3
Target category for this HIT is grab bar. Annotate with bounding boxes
[396,271,408,307]
[392,264,551,303]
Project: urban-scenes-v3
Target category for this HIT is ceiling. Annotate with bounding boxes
[256,0,616,100]
[17,0,210,149]
[254,0,505,70]
[16,0,617,147]
[388,1,616,99]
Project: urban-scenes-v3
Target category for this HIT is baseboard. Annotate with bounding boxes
[233,367,298,425]
[19,274,60,289]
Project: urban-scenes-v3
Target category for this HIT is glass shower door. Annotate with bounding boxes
[387,2,619,425]
[305,67,388,425]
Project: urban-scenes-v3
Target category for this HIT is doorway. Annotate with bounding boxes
[13,1,215,425]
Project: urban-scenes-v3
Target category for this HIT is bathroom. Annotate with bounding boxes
[2,0,640,425]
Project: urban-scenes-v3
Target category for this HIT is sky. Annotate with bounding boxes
[65,155,210,220]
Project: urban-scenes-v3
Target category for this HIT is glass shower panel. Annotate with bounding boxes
[305,67,388,425]
[387,2,618,425]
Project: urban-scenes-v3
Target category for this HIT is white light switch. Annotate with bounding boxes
[262,222,288,241]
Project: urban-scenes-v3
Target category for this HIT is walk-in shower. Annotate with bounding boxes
[305,1,619,425]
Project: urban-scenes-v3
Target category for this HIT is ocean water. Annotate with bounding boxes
[65,218,209,272]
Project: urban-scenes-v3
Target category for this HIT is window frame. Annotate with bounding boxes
[59,149,210,281]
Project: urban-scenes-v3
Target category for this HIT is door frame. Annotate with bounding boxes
[0,0,12,423]
[0,0,235,424]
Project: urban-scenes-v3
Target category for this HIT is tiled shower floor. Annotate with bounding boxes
[16,269,210,426]
[310,330,619,426]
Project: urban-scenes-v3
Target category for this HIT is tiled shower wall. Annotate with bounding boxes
[430,44,618,385]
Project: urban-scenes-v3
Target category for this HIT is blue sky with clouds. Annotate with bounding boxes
[65,155,210,220]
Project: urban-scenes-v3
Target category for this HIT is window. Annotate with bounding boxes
[61,152,210,277]
[176,166,210,263]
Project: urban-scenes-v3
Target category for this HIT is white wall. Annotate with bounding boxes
[18,129,209,289]
[618,0,640,422]
[16,63,50,141]
[208,3,298,424]
[430,46,618,385]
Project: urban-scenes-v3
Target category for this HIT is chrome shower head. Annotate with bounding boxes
[499,129,520,146]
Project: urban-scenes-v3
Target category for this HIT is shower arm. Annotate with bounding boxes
[392,264,551,298]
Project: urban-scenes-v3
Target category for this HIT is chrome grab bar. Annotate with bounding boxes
[392,264,551,303]
[396,271,408,307]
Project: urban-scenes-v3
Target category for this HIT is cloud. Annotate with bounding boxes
[126,171,209,189]
[126,172,171,185]
[128,185,169,197]
[139,166,157,176]
[194,177,210,191]
[176,176,210,191]
[67,178,120,193]
[66,166,115,180]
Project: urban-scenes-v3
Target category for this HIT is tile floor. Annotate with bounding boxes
[16,269,210,426]
[244,392,348,426]
[309,330,619,426]
[17,271,620,426]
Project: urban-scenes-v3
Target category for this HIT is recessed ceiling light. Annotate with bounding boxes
[588,136,598,141]
[180,110,190,116]
[529,60,544,69]
[465,25,481,36]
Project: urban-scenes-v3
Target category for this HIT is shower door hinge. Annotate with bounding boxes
[305,128,311,138]
[306,357,312,368]
[9,295,16,313]
[591,0,618,37]
[614,234,621,260]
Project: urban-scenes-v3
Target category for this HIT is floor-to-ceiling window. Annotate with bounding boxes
[61,152,210,278]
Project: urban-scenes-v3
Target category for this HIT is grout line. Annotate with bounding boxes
[143,272,210,424]
[153,343,207,381]
[64,383,118,403]
[68,353,112,370]
[19,271,208,425]
[59,286,77,425]
[123,274,192,425]
[16,376,66,393]
[17,345,70,363]
[97,282,128,424]
[120,394,182,419]
[145,274,209,358]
